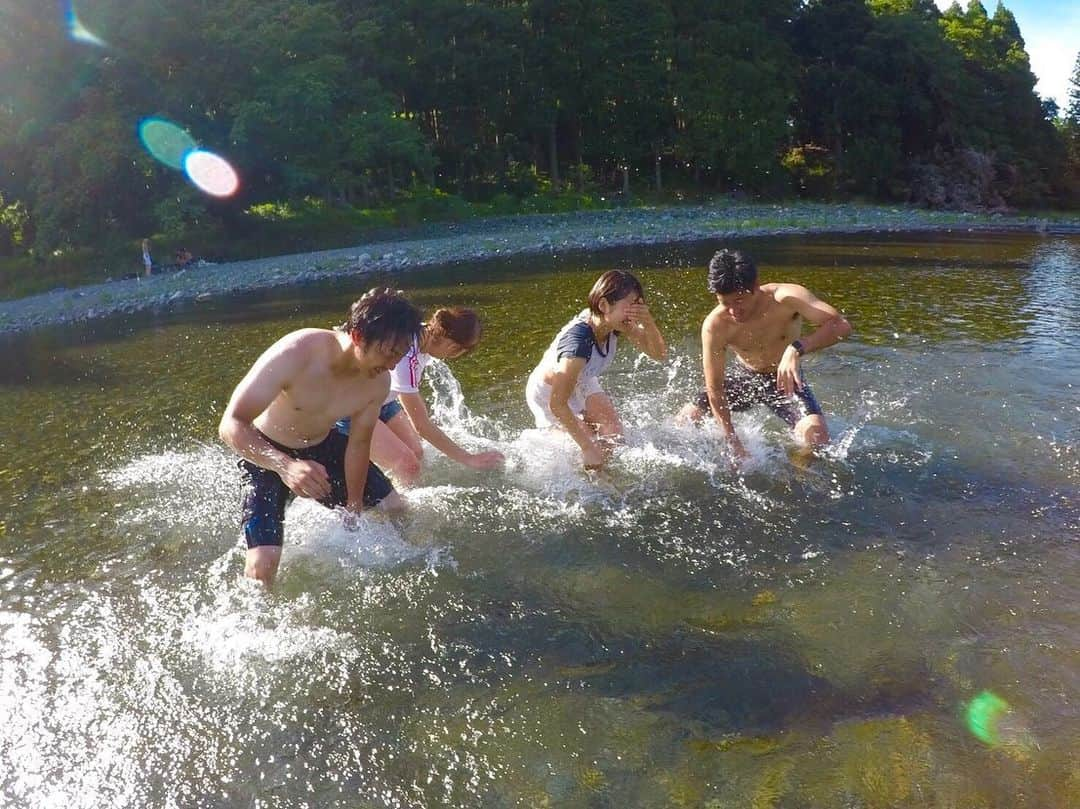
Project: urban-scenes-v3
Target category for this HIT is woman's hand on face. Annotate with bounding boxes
[624,302,651,327]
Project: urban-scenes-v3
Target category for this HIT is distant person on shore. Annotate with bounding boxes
[526,270,667,470]
[218,288,421,587]
[141,239,153,277]
[337,307,504,486]
[174,248,194,268]
[678,249,851,458]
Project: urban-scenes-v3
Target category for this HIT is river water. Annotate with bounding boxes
[1,232,1077,807]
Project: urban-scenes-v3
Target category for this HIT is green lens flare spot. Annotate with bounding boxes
[965,690,1009,746]
[138,118,198,170]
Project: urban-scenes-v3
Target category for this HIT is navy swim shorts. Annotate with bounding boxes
[695,361,823,428]
[239,429,394,547]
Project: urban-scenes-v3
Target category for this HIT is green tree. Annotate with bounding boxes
[522,0,606,189]
[1061,52,1080,199]
[939,1,1067,204]
[0,192,29,256]
[595,0,674,193]
[671,0,796,192]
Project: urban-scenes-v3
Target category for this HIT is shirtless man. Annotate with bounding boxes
[680,249,851,458]
[219,288,422,586]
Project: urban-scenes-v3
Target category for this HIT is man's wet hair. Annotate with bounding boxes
[341,288,422,347]
[588,270,644,315]
[707,249,757,295]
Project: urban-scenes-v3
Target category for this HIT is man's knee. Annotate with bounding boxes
[677,402,706,424]
[376,490,408,513]
[795,416,829,446]
[245,546,281,586]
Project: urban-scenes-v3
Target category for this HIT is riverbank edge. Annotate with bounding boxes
[2,202,1077,336]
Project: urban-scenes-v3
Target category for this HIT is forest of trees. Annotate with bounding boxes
[0,0,1078,258]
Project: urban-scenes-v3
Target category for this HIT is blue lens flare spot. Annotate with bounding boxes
[184,150,239,197]
[67,2,108,47]
[138,118,198,170]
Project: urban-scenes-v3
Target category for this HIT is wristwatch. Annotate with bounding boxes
[790,339,805,356]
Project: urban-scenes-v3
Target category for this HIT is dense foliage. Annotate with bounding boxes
[0,0,1075,256]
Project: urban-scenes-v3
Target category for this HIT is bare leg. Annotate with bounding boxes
[370,417,422,486]
[245,545,282,587]
[385,409,423,458]
[583,392,623,452]
[375,490,408,513]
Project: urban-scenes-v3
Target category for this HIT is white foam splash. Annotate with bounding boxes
[284,496,430,569]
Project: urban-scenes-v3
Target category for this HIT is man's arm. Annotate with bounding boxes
[702,316,747,458]
[549,357,605,469]
[343,388,384,512]
[218,333,331,500]
[775,284,852,395]
[398,392,504,470]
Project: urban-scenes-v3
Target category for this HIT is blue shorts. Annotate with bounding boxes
[239,429,394,548]
[334,400,402,437]
[695,362,823,428]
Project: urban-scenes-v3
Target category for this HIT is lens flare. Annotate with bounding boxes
[67,2,108,48]
[184,150,239,197]
[138,118,198,170]
[965,690,1009,746]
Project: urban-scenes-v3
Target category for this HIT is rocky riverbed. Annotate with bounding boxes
[1,202,1076,335]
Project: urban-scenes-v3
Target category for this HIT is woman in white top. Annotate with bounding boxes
[340,307,504,486]
[526,270,667,469]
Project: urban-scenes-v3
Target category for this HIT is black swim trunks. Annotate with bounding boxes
[695,360,823,428]
[240,429,394,548]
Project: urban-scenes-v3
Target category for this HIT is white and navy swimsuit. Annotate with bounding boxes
[526,310,618,428]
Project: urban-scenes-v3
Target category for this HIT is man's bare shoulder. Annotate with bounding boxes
[703,306,733,335]
[251,329,343,385]
[768,282,811,303]
[269,328,342,357]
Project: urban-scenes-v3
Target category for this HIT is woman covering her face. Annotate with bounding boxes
[526,270,667,470]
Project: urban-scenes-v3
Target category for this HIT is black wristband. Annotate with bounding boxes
[791,339,805,356]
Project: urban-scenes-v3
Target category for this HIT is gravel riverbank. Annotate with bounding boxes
[2,202,1077,336]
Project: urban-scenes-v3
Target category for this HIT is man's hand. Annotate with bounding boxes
[776,345,803,396]
[463,450,505,471]
[340,506,363,531]
[280,459,331,500]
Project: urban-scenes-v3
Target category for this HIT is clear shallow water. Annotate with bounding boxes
[0,232,1077,807]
